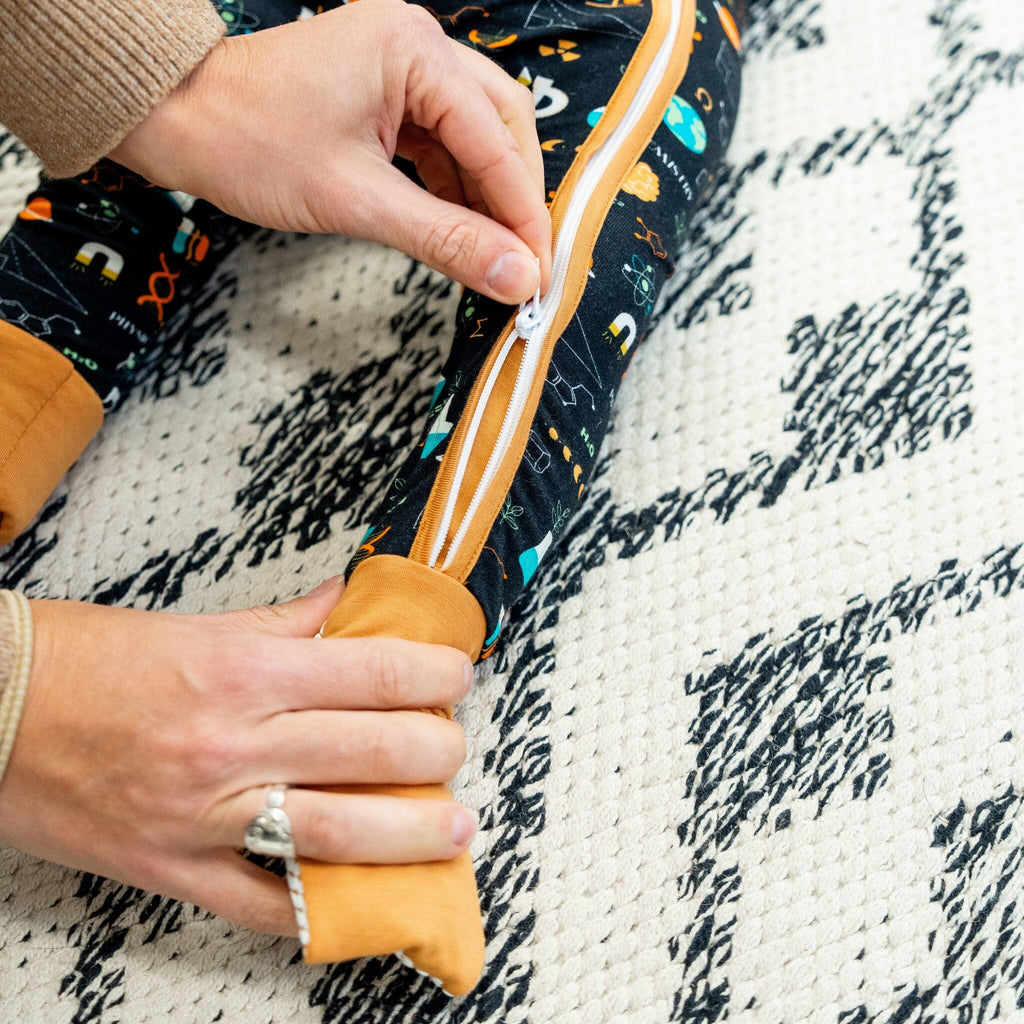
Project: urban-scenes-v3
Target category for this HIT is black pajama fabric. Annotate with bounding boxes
[349,0,745,648]
[0,0,744,647]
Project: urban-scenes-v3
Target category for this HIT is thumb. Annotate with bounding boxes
[368,166,541,305]
[217,576,344,637]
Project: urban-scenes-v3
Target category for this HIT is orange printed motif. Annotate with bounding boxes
[78,164,156,193]
[136,253,180,325]
[484,545,508,580]
[622,161,660,202]
[634,216,668,259]
[715,0,742,50]
[359,525,391,557]
[468,28,518,48]
[424,4,486,24]
[538,39,580,61]
[549,426,585,499]
[18,197,52,222]
[173,217,210,264]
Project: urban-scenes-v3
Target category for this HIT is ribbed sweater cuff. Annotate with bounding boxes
[0,590,33,786]
[0,0,226,177]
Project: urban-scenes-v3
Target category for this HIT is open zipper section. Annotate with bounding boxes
[417,0,691,577]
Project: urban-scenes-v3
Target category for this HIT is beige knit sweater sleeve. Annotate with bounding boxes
[0,0,226,178]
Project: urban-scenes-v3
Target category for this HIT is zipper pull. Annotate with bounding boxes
[514,258,543,338]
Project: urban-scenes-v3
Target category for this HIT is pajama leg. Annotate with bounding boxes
[0,166,254,542]
[0,167,248,409]
[0,0,308,543]
[299,0,746,995]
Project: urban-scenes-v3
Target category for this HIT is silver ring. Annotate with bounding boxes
[244,784,296,859]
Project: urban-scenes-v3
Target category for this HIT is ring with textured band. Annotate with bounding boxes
[244,784,296,859]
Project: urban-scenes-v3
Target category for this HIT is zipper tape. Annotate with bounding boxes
[412,0,697,582]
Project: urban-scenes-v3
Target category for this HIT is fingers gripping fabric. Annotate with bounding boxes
[305,0,745,994]
[304,557,488,995]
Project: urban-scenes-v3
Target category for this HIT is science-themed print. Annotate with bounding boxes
[0,0,743,644]
[0,171,247,409]
[0,0,747,996]
[353,0,745,648]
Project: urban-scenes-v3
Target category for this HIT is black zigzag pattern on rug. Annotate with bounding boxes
[1,0,1022,1020]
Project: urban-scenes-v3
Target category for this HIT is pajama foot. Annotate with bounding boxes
[297,557,488,995]
[299,811,483,996]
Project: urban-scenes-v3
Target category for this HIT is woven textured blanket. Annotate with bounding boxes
[2,0,1023,1020]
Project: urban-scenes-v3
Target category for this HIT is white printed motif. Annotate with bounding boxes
[517,67,570,118]
[73,241,123,282]
[605,311,637,355]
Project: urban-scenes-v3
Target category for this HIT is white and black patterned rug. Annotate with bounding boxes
[3,0,1024,1020]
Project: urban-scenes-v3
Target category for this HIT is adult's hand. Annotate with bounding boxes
[110,0,552,305]
[0,578,475,937]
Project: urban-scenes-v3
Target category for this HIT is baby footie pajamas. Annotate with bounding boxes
[0,0,744,995]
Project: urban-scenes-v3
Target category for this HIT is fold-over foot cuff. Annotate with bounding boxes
[301,556,488,994]
[323,554,487,662]
[0,322,104,545]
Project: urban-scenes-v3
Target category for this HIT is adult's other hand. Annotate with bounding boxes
[0,578,475,937]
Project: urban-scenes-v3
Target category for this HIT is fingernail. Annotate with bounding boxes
[306,575,343,597]
[485,251,539,303]
[462,661,474,699]
[452,808,477,847]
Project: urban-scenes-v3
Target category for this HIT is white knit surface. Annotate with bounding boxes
[2,1,1024,1020]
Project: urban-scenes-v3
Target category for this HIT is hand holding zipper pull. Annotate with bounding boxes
[514,259,543,337]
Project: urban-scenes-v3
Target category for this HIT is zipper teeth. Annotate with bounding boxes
[431,0,683,571]
[427,324,519,567]
[437,313,542,571]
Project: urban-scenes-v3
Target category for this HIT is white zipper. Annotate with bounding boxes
[428,0,683,571]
